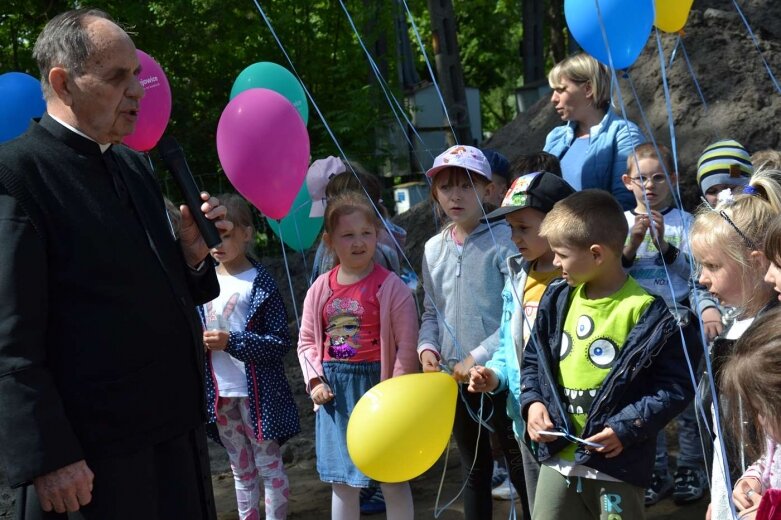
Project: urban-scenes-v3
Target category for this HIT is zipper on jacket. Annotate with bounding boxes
[587,316,672,427]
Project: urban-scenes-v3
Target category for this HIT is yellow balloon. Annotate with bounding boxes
[654,0,694,33]
[347,372,458,483]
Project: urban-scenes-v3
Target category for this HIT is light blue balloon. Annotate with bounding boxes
[0,72,46,143]
[266,183,323,251]
[564,0,655,70]
[230,62,309,124]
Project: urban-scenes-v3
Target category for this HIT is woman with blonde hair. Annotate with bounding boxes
[544,53,645,210]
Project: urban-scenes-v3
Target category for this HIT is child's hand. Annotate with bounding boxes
[733,477,763,510]
[420,350,440,373]
[311,382,334,405]
[468,366,498,393]
[628,214,650,249]
[527,402,557,442]
[701,307,724,341]
[452,355,475,384]
[649,210,668,253]
[584,426,623,458]
[203,330,229,351]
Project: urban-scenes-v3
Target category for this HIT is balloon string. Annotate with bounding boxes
[335,0,440,228]
[731,0,781,94]
[652,31,735,512]
[678,36,709,113]
[433,391,486,518]
[291,216,314,283]
[249,0,472,360]
[591,4,725,507]
[276,222,301,330]
[398,0,459,143]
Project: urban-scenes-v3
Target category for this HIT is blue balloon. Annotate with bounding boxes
[564,0,655,70]
[0,72,46,143]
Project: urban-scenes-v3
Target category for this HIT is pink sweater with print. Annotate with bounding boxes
[742,438,781,493]
[297,267,420,392]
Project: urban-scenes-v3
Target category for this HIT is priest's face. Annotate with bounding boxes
[67,17,144,144]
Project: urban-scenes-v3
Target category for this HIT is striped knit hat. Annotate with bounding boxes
[696,139,753,194]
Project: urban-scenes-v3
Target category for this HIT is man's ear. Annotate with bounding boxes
[49,67,74,106]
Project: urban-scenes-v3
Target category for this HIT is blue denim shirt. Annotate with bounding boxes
[544,111,645,210]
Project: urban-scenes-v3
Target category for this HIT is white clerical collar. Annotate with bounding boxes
[48,114,111,153]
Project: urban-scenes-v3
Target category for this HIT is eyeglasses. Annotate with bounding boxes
[629,173,668,186]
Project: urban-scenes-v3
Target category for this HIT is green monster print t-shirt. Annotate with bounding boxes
[556,276,654,462]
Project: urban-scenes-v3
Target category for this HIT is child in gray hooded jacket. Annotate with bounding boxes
[418,145,516,519]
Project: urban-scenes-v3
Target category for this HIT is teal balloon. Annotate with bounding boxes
[230,62,309,124]
[266,184,323,251]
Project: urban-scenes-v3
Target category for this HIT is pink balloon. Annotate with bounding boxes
[123,50,172,152]
[216,88,310,220]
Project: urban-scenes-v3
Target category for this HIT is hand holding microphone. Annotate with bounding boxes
[157,135,229,263]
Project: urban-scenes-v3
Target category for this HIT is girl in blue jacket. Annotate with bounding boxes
[202,194,300,520]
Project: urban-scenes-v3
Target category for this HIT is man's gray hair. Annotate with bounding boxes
[32,8,113,100]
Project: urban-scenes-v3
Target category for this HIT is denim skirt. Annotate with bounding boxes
[316,360,381,487]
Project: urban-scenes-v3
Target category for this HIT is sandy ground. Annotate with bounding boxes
[210,437,709,520]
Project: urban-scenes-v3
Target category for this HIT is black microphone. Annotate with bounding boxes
[157,135,222,249]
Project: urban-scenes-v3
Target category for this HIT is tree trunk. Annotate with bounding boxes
[547,0,567,64]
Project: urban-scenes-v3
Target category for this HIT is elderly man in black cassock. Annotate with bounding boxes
[0,8,230,519]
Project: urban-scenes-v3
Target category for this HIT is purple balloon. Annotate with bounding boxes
[216,88,310,219]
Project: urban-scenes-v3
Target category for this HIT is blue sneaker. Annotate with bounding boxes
[360,486,386,515]
[491,462,508,489]
[673,467,706,504]
[645,471,674,506]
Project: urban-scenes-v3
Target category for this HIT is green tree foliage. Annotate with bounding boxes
[405,0,523,135]
[1,1,556,193]
[1,1,402,194]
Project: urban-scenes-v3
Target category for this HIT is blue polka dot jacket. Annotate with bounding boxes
[202,258,300,444]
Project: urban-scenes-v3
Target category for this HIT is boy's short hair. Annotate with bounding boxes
[626,143,675,175]
[510,151,561,182]
[539,190,627,254]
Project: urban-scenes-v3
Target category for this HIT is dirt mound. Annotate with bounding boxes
[486,0,781,209]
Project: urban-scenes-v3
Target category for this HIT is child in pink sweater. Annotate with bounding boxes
[297,192,419,520]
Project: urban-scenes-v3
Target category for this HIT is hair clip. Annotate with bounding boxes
[743,185,758,195]
[718,210,758,250]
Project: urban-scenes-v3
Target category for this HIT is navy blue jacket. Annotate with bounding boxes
[203,259,300,445]
[520,278,699,487]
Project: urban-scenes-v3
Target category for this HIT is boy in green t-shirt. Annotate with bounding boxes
[521,189,697,519]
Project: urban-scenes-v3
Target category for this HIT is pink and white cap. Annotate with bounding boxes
[425,145,492,181]
[306,156,347,217]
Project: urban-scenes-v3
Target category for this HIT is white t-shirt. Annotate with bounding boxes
[204,267,256,397]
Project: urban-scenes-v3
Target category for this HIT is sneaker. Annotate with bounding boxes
[644,471,674,506]
[491,462,508,489]
[491,476,519,501]
[360,486,386,515]
[673,466,706,504]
